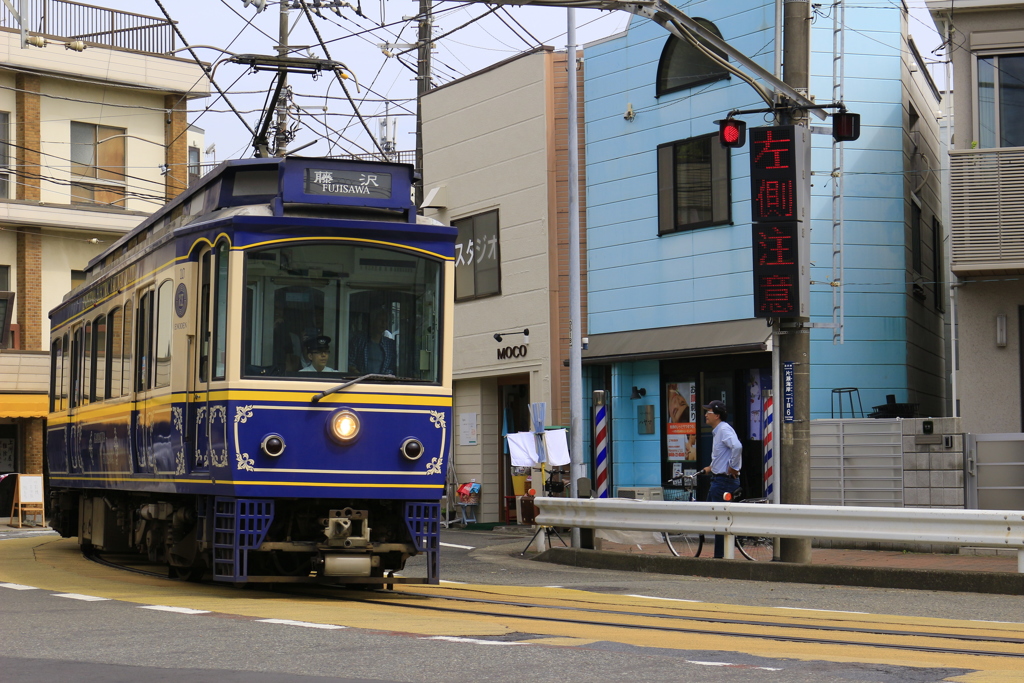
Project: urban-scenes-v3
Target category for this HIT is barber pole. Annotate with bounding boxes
[593,391,609,498]
[763,390,774,500]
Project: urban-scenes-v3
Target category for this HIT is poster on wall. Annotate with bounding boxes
[666,381,697,461]
[0,438,14,472]
[459,413,478,446]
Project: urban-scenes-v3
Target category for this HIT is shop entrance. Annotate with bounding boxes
[498,375,530,522]
[661,353,772,499]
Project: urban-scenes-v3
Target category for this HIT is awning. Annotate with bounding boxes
[0,394,49,418]
[582,318,773,365]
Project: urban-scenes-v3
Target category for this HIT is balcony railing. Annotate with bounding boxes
[0,0,175,55]
[949,147,1024,275]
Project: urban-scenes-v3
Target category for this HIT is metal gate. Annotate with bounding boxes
[810,419,904,507]
[966,433,1024,510]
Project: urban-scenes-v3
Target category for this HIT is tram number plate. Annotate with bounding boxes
[305,169,392,199]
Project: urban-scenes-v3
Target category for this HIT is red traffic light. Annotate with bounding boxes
[719,118,747,148]
[833,112,861,142]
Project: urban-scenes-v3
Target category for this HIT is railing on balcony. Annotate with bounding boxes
[949,147,1024,275]
[0,0,175,54]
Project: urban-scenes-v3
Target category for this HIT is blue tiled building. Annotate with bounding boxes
[581,0,947,495]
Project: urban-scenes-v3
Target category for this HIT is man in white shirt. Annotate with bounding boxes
[701,400,742,558]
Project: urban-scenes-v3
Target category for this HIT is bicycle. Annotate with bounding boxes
[662,473,775,561]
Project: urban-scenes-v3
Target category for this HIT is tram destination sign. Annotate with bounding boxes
[305,169,392,199]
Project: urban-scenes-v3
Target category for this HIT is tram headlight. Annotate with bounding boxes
[327,409,360,445]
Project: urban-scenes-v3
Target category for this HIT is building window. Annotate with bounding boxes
[70,270,86,290]
[0,264,8,290]
[188,146,201,177]
[453,209,500,301]
[977,53,1024,148]
[656,19,729,96]
[911,201,922,274]
[932,217,945,313]
[0,112,9,199]
[70,121,126,207]
[657,133,731,234]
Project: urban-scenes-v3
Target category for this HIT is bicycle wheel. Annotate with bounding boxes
[736,535,775,561]
[663,532,705,558]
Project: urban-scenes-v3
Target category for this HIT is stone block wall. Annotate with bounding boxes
[902,417,965,509]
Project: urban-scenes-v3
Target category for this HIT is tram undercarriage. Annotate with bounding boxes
[49,491,438,585]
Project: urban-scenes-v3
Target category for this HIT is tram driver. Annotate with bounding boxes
[300,335,337,373]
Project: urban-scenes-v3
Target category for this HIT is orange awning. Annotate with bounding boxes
[0,394,49,418]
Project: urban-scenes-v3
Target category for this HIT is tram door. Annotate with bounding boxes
[189,244,228,471]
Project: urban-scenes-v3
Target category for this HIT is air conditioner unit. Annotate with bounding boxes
[616,486,664,501]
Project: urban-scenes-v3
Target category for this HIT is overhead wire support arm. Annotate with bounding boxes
[474,0,828,119]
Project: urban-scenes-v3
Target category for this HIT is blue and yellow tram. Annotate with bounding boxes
[45,157,455,584]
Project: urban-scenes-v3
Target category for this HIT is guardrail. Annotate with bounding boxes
[533,497,1024,572]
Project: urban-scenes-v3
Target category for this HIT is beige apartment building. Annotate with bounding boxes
[421,47,586,524]
[0,5,208,501]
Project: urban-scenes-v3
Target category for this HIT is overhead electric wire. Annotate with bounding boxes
[151,0,255,139]
[296,0,387,157]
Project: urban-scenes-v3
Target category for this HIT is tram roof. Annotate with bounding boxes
[88,156,418,273]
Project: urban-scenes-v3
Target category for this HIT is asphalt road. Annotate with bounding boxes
[1,527,1021,683]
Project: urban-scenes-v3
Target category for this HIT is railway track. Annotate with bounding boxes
[89,551,1024,661]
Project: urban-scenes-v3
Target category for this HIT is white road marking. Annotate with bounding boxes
[424,636,525,646]
[439,579,466,584]
[686,661,782,671]
[971,619,1024,625]
[257,619,345,630]
[52,593,110,601]
[0,583,38,590]
[626,594,701,603]
[139,605,211,615]
[439,542,475,550]
[775,607,868,614]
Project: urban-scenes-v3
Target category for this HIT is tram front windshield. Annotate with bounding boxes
[244,243,442,383]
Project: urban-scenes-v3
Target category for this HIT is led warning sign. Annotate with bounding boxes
[752,223,802,318]
[749,126,806,223]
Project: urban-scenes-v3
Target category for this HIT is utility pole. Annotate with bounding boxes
[275,0,290,157]
[566,9,585,547]
[779,0,812,564]
[414,0,432,206]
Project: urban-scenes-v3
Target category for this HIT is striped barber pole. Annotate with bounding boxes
[594,402,609,498]
[763,391,774,499]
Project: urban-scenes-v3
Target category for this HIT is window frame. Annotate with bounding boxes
[657,132,732,235]
[974,51,1024,149]
[0,112,10,199]
[655,19,730,97]
[70,121,127,208]
[453,209,501,302]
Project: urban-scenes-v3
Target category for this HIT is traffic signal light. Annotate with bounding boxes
[719,118,746,148]
[832,111,861,142]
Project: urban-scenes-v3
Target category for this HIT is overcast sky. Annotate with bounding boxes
[88,1,942,163]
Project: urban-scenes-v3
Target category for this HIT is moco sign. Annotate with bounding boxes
[496,345,528,360]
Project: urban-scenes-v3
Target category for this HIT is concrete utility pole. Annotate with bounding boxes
[414,0,432,206]
[275,0,290,157]
[566,9,585,547]
[779,0,812,564]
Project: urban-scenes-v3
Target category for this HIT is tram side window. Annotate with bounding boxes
[49,336,64,412]
[154,280,173,389]
[82,320,92,406]
[199,251,211,382]
[213,242,229,381]
[122,302,133,396]
[70,327,83,409]
[136,291,153,392]
[107,307,123,398]
[60,334,69,409]
[93,314,106,401]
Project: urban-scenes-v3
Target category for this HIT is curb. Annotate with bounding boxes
[533,547,1024,596]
